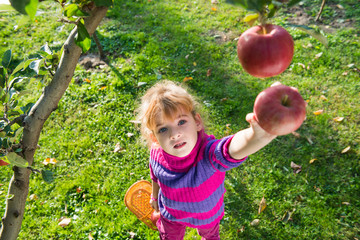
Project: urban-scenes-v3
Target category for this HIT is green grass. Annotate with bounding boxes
[1,0,359,239]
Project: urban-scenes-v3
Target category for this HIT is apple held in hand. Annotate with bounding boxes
[237,24,294,78]
[254,85,306,135]
[150,211,160,226]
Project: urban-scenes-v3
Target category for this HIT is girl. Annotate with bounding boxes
[136,80,276,239]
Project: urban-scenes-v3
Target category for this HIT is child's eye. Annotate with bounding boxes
[158,127,167,133]
[178,120,186,126]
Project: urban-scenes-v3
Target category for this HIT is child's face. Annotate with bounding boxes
[152,110,202,157]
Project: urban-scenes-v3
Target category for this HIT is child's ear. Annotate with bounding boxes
[194,113,203,131]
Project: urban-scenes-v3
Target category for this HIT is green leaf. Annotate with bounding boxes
[40,43,52,55]
[9,0,29,15]
[29,59,43,74]
[41,169,54,183]
[267,3,277,18]
[12,58,34,75]
[0,67,5,88]
[24,0,38,20]
[289,24,328,47]
[2,50,12,68]
[75,20,91,53]
[9,0,37,19]
[244,13,259,26]
[7,152,28,168]
[21,102,34,114]
[64,4,89,18]
[93,0,113,7]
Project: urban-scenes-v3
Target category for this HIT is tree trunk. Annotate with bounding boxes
[0,5,108,240]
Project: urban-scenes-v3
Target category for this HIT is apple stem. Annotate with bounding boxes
[262,26,267,35]
[281,95,289,106]
[259,14,267,34]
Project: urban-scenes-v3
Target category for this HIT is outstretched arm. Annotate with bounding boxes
[228,113,277,160]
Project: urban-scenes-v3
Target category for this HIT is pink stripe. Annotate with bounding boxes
[164,194,224,220]
[161,172,225,201]
[208,143,229,170]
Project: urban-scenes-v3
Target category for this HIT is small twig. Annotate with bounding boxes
[43,61,55,77]
[93,31,106,61]
[7,114,27,128]
[315,0,326,22]
[57,18,78,25]
[27,166,41,174]
[0,117,10,123]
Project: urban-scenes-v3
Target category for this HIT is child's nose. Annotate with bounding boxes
[170,131,181,140]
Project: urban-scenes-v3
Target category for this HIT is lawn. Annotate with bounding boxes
[0,0,359,239]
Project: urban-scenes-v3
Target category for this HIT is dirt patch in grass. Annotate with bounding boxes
[284,3,357,33]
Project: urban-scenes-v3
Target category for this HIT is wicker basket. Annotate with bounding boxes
[124,180,157,231]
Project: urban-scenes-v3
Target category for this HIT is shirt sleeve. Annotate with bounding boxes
[149,162,158,183]
[206,135,247,172]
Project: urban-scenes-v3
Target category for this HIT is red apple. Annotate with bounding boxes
[237,24,294,78]
[0,159,9,166]
[253,85,306,135]
[150,211,160,226]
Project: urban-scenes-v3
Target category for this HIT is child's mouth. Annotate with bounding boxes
[174,142,186,149]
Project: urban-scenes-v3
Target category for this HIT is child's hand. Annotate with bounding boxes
[150,198,159,212]
[246,113,277,140]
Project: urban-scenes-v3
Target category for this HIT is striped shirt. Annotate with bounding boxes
[149,130,246,229]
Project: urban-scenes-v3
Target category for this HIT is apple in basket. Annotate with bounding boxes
[151,211,160,226]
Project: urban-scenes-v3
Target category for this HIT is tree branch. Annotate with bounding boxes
[0,5,108,240]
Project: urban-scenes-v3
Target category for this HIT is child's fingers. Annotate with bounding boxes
[245,113,256,123]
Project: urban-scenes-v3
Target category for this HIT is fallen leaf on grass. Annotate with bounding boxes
[126,132,134,138]
[42,158,57,165]
[237,226,245,233]
[58,217,71,227]
[309,158,317,164]
[313,110,324,115]
[206,69,212,77]
[298,63,306,69]
[291,132,301,138]
[342,202,350,205]
[29,194,38,201]
[333,117,344,122]
[250,219,260,226]
[88,232,94,240]
[291,162,302,174]
[314,52,323,59]
[314,186,321,192]
[183,77,193,82]
[258,196,266,214]
[282,208,295,223]
[341,146,351,154]
[320,95,328,101]
[114,143,125,153]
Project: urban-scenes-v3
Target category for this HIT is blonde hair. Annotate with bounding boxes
[136,80,201,145]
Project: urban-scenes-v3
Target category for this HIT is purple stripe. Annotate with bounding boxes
[160,183,225,212]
